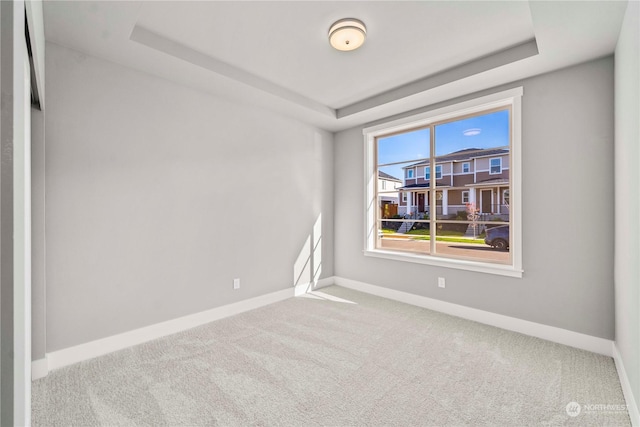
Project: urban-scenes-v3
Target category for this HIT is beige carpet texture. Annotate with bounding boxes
[32,286,631,426]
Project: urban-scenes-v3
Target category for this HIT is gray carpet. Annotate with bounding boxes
[32,286,631,426]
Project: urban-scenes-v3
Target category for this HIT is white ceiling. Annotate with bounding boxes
[43,1,628,132]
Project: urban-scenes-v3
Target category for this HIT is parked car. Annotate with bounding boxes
[485,225,509,250]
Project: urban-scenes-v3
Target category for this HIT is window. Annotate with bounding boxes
[382,180,387,190]
[426,165,442,180]
[364,87,522,277]
[490,158,502,174]
[407,169,414,179]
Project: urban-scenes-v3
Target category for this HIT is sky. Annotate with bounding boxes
[378,109,510,181]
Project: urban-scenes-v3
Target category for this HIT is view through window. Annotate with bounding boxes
[375,108,512,265]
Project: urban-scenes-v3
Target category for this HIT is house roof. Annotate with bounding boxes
[378,171,401,182]
[404,148,509,169]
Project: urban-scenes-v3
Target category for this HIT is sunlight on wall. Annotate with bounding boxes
[293,235,312,295]
[312,214,322,284]
[294,214,323,296]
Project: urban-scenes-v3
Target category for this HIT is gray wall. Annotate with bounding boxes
[43,42,334,352]
[614,0,639,410]
[334,56,615,339]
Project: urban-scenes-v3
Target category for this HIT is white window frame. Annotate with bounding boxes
[402,193,407,203]
[462,162,470,173]
[382,180,386,190]
[425,166,430,180]
[435,164,442,179]
[363,87,523,278]
[489,157,502,175]
[462,191,470,204]
[407,169,414,179]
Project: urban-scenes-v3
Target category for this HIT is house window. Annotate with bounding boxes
[426,165,442,180]
[364,87,522,277]
[490,158,502,174]
[407,169,414,179]
[402,193,407,203]
[462,191,469,204]
[382,180,387,190]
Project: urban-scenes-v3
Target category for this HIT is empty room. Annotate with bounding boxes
[1,0,639,425]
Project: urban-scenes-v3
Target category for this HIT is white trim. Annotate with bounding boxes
[294,277,335,296]
[462,162,470,173]
[334,277,613,356]
[36,278,336,377]
[364,87,523,277]
[47,286,301,371]
[364,249,523,278]
[613,343,640,426]
[31,357,48,381]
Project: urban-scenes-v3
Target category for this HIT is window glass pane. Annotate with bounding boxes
[490,158,502,174]
[434,109,509,157]
[434,109,510,221]
[367,95,519,274]
[432,222,510,264]
[378,219,430,255]
[377,128,430,165]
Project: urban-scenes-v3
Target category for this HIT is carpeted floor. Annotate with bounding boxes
[32,286,631,426]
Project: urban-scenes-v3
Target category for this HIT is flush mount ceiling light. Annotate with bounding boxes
[328,18,366,51]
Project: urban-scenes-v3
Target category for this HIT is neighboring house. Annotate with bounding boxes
[378,171,402,218]
[398,148,510,218]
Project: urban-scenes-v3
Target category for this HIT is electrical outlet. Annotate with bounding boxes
[233,278,240,290]
[438,277,446,288]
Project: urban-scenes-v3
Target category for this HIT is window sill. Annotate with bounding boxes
[363,249,523,278]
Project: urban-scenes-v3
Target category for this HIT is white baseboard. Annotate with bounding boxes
[46,286,299,373]
[613,343,640,426]
[334,276,613,356]
[294,276,335,296]
[31,357,48,381]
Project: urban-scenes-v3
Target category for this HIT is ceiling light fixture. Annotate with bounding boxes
[328,18,366,51]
